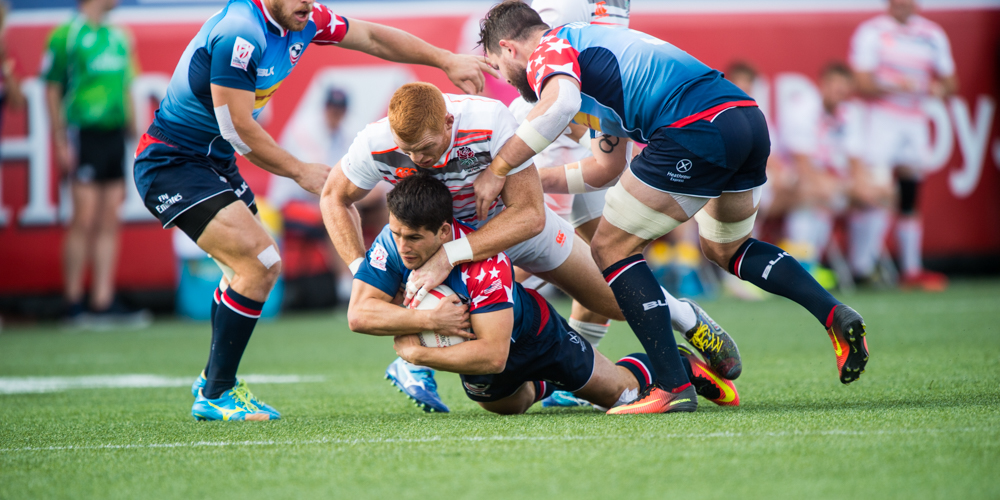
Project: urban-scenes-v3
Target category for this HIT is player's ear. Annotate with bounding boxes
[498,39,514,58]
[438,221,452,240]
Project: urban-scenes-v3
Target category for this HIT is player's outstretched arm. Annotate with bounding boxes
[394,309,513,375]
[210,84,330,194]
[403,166,545,307]
[338,18,498,95]
[474,74,581,221]
[347,280,472,338]
[538,135,630,194]
[320,161,370,273]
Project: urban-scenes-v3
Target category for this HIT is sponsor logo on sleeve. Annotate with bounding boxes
[395,167,418,178]
[370,241,388,271]
[231,36,255,71]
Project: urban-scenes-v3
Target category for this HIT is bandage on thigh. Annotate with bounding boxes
[602,182,682,240]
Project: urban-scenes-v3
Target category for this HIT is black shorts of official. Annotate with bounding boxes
[460,295,596,403]
[630,105,770,197]
[133,125,257,242]
[70,127,127,184]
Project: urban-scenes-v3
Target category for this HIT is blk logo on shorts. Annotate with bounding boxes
[676,159,693,173]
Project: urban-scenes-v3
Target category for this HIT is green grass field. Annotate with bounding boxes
[2,280,999,499]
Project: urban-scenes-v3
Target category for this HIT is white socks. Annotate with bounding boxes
[662,286,697,333]
[897,217,923,276]
[568,318,609,347]
[849,208,889,277]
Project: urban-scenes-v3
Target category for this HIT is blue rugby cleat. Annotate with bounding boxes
[192,383,277,421]
[385,357,449,413]
[191,371,207,397]
[541,390,592,408]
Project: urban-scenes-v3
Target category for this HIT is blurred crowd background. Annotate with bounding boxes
[1,0,998,327]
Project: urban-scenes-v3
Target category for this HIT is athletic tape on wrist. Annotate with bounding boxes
[348,257,363,276]
[214,104,252,155]
[442,237,474,266]
[565,162,586,194]
[516,120,551,154]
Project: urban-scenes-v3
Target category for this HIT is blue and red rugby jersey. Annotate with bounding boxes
[150,0,348,160]
[526,23,756,145]
[355,219,552,342]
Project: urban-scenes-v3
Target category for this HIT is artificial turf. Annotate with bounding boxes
[1,280,998,499]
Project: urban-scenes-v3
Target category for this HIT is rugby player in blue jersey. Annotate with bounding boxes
[349,173,739,414]
[132,0,497,421]
[469,1,869,414]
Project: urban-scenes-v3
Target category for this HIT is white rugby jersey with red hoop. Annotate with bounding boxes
[341,94,531,228]
[849,14,955,115]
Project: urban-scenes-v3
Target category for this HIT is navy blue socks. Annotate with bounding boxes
[203,287,221,377]
[203,288,263,399]
[729,238,841,325]
[616,353,657,392]
[532,380,556,402]
[603,255,691,392]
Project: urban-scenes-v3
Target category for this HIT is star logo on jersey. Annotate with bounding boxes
[475,269,486,282]
[545,39,572,54]
[289,42,304,65]
[488,267,501,279]
[546,62,576,75]
[529,55,545,72]
[676,159,693,173]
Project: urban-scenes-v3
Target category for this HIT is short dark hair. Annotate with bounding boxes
[821,60,853,80]
[386,173,454,233]
[725,60,758,82]
[478,0,549,55]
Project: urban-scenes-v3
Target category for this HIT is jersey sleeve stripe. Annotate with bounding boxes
[371,146,398,155]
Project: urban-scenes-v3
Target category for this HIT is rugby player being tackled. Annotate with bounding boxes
[348,174,739,414]
[473,2,869,414]
[320,82,739,413]
[133,0,497,421]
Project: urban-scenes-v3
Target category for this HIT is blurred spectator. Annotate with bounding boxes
[272,86,388,306]
[42,0,148,328]
[0,1,25,129]
[849,0,957,291]
[780,62,892,287]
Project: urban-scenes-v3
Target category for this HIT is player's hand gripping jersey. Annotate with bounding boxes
[355,220,545,342]
[341,95,531,227]
[152,0,348,159]
[527,24,753,168]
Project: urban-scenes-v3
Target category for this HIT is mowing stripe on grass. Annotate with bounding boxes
[2,427,989,453]
[0,374,325,394]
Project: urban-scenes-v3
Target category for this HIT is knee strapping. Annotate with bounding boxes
[603,183,682,240]
[694,210,757,244]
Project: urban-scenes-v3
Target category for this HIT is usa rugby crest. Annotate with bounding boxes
[288,42,304,65]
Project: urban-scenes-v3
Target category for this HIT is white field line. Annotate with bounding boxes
[1,427,989,454]
[0,374,325,395]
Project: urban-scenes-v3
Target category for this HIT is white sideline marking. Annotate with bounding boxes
[0,427,988,454]
[0,374,325,395]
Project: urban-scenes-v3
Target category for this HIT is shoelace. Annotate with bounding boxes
[229,384,261,413]
[689,324,723,354]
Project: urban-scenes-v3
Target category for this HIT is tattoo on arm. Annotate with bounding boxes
[598,135,620,154]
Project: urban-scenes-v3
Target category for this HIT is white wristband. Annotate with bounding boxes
[565,161,585,194]
[516,120,552,154]
[442,237,474,266]
[348,257,364,276]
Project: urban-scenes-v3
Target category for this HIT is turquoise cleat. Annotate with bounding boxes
[385,357,449,413]
[191,371,207,397]
[541,390,592,408]
[191,383,279,421]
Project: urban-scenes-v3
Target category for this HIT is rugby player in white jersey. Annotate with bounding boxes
[781,62,893,278]
[320,82,739,412]
[849,0,957,291]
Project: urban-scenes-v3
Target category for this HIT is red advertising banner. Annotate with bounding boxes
[1,4,998,294]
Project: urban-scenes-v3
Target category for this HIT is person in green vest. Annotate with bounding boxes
[42,0,148,328]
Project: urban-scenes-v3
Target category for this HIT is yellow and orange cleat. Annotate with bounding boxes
[827,304,869,384]
[606,384,698,415]
[678,344,739,406]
